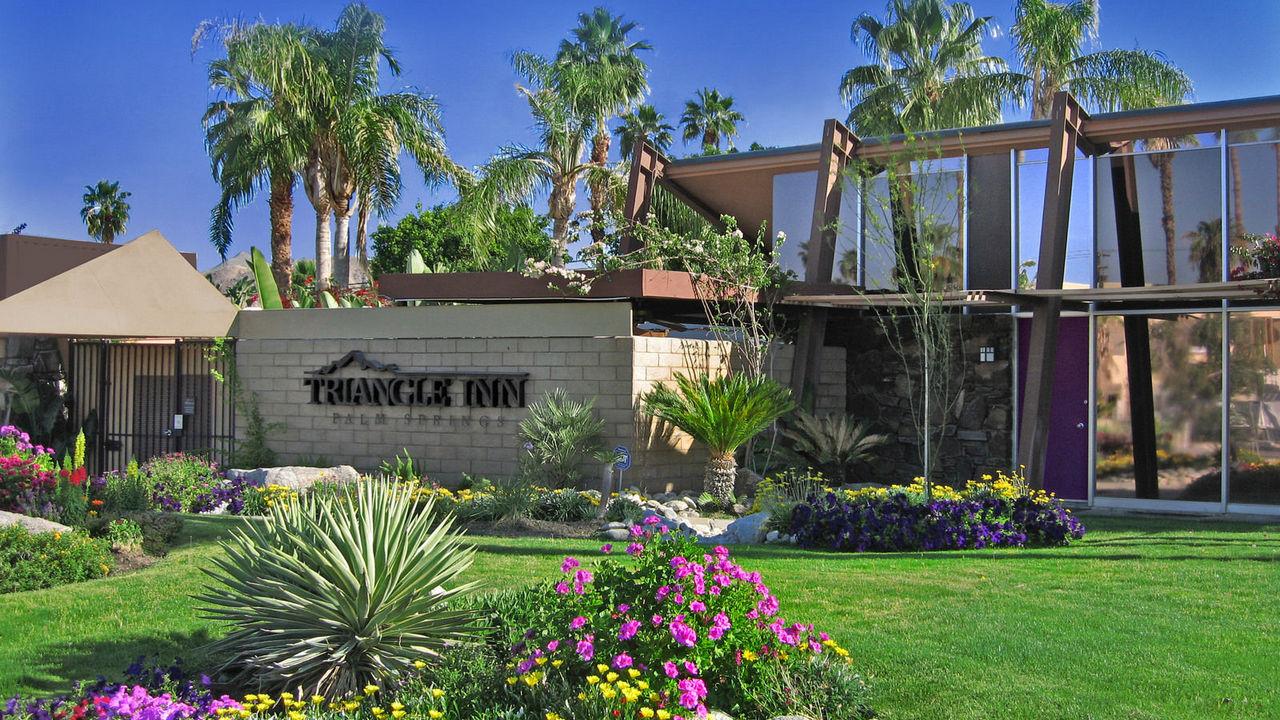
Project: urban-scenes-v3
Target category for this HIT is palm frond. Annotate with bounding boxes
[641,373,795,456]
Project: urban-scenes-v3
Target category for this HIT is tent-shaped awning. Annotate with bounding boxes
[0,231,238,338]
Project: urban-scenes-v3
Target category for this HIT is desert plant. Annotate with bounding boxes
[517,389,610,487]
[641,372,794,506]
[380,449,426,483]
[101,460,151,512]
[200,479,481,695]
[779,411,890,483]
[231,390,281,468]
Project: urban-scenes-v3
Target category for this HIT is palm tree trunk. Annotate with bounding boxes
[1274,144,1279,237]
[268,170,294,296]
[702,130,716,151]
[548,180,575,268]
[703,451,737,507]
[334,209,353,289]
[353,200,372,287]
[589,127,610,244]
[1230,146,1245,240]
[1156,155,1177,284]
[315,208,333,302]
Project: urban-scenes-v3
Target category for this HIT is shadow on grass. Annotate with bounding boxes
[16,628,221,698]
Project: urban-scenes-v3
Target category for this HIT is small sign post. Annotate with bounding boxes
[614,445,631,486]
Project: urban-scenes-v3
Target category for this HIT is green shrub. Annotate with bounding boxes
[603,496,645,524]
[101,459,151,512]
[0,526,113,593]
[380,449,426,483]
[230,391,281,469]
[517,389,610,488]
[779,411,889,483]
[142,453,221,512]
[85,511,183,556]
[104,518,143,551]
[200,479,481,695]
[530,488,596,522]
[744,652,873,719]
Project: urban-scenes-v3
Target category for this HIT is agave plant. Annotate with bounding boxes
[641,372,795,506]
[199,480,480,695]
[517,389,611,488]
[779,411,890,483]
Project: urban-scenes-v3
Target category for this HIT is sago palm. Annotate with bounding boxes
[616,104,675,159]
[839,0,1025,136]
[680,88,744,151]
[1011,0,1192,120]
[198,19,315,292]
[200,479,480,695]
[642,372,795,506]
[779,411,890,483]
[80,180,131,244]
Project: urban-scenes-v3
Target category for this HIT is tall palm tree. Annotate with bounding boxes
[680,88,744,151]
[1012,0,1191,120]
[198,19,315,293]
[473,79,615,266]
[80,181,131,244]
[535,8,650,242]
[615,104,674,159]
[839,0,1024,136]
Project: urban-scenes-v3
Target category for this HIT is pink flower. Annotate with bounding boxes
[663,661,680,679]
[576,635,595,661]
[683,660,698,675]
[669,619,697,647]
[546,640,560,652]
[570,615,588,630]
[618,603,630,614]
[612,652,633,669]
[642,515,661,525]
[618,620,641,641]
[561,557,580,573]
[555,581,570,595]
[689,600,706,613]
[651,613,664,627]
[626,542,643,556]
[600,543,613,554]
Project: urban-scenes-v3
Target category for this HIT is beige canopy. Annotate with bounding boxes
[0,231,238,338]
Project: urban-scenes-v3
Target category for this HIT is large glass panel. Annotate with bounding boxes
[1226,137,1280,275]
[1017,150,1093,288]
[859,159,965,291]
[1228,310,1280,506]
[830,176,860,285]
[1094,145,1222,287]
[771,170,818,279]
[1095,313,1223,501]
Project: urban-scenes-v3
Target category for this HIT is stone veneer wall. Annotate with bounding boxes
[231,305,845,493]
[827,313,1014,484]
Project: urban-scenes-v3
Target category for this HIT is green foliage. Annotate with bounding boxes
[0,526,112,593]
[104,518,144,551]
[530,488,596,522]
[680,88,744,150]
[380,449,426,483]
[744,653,873,719]
[248,247,285,310]
[101,461,150,513]
[517,390,609,488]
[370,203,553,277]
[80,180,131,244]
[603,496,644,524]
[754,468,832,533]
[86,511,183,556]
[141,454,221,512]
[231,391,282,469]
[200,480,481,695]
[642,373,795,456]
[779,412,890,483]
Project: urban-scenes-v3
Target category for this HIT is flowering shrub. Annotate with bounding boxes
[489,520,870,719]
[0,425,56,514]
[143,454,225,512]
[0,525,113,593]
[1231,231,1280,278]
[790,472,1085,552]
[0,658,240,720]
[408,482,599,523]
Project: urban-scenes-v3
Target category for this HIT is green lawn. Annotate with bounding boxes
[1,514,1276,720]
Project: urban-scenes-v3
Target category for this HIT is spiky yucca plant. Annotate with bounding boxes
[780,411,890,483]
[200,480,480,695]
[641,372,795,506]
[518,389,610,487]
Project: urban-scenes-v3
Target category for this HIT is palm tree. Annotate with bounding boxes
[80,181,131,244]
[1011,0,1192,120]
[473,79,614,266]
[680,89,744,151]
[537,8,650,242]
[642,372,795,506]
[615,104,674,159]
[198,19,315,294]
[839,0,1024,136]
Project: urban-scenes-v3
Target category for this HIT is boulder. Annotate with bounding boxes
[765,530,780,543]
[0,511,71,534]
[601,528,631,541]
[719,512,770,545]
[226,465,360,492]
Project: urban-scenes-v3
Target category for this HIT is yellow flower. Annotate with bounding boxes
[505,677,517,686]
[431,689,445,699]
[627,668,640,678]
[546,714,563,720]
[551,659,563,668]
[237,711,251,719]
[288,712,305,720]
[310,696,325,705]
[413,660,427,670]
[390,702,404,711]
[363,685,380,696]
[586,675,600,685]
[371,707,385,717]
[657,712,672,720]
[243,695,258,703]
[596,663,609,674]
[742,649,758,662]
[428,711,443,719]
[343,702,361,712]
[534,656,547,666]
[391,711,406,718]
[640,709,655,719]
[605,671,619,682]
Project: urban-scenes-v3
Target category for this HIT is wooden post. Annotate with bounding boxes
[791,120,860,408]
[1110,151,1161,498]
[621,141,669,254]
[1017,92,1089,487]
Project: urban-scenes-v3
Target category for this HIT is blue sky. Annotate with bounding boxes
[2,0,1278,270]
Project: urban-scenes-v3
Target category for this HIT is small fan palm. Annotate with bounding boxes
[616,103,674,159]
[200,479,480,695]
[518,389,610,487]
[679,88,744,151]
[780,411,891,483]
[80,180,131,244]
[642,372,794,505]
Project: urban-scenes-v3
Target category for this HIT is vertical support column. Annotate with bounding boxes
[791,120,860,408]
[1109,151,1160,498]
[1017,92,1088,487]
[621,141,669,254]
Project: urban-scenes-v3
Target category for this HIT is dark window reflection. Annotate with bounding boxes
[1229,311,1280,506]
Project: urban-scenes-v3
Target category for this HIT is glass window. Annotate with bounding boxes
[1095,313,1223,501]
[1228,310,1280,506]
[830,176,860,285]
[1226,139,1280,276]
[1017,151,1093,288]
[858,159,965,291]
[770,171,817,279]
[1094,144,1222,286]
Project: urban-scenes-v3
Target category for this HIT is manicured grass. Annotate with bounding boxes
[0,513,1276,719]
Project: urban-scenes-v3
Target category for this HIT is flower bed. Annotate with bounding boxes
[790,473,1085,552]
[0,525,113,593]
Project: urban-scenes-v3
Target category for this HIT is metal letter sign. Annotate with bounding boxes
[303,351,529,409]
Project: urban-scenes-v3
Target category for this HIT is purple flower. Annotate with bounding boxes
[560,557,580,573]
[663,661,680,679]
[600,543,613,554]
[612,653,633,669]
[626,542,643,556]
[689,600,706,613]
[576,635,595,661]
[555,581,570,595]
[642,515,661,526]
[570,615,588,630]
[617,620,641,641]
[669,619,697,647]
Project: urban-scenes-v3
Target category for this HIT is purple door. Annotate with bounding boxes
[1016,316,1090,500]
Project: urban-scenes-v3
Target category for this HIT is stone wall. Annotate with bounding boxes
[231,305,845,493]
[826,313,1014,484]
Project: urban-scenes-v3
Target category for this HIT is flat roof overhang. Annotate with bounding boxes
[379,269,709,303]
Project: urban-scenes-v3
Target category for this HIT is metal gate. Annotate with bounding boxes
[68,340,236,474]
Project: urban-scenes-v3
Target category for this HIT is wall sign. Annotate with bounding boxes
[304,351,529,409]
